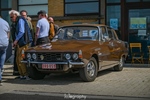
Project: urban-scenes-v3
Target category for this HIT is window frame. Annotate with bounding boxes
[18,0,48,16]
[64,0,100,16]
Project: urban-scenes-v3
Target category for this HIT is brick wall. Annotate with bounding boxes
[32,0,104,28]
[48,0,64,16]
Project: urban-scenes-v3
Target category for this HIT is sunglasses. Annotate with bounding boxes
[22,15,27,16]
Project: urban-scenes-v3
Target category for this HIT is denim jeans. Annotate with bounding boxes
[0,46,8,80]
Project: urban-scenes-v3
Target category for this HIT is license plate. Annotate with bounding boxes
[42,64,56,69]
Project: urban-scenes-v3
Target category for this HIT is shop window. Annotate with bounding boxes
[128,9,150,59]
[107,0,120,3]
[65,0,99,16]
[65,0,98,2]
[18,0,48,16]
[19,0,48,5]
[126,0,140,2]
[0,0,12,23]
[1,0,12,8]
[106,5,121,30]
[143,0,150,2]
[1,11,11,24]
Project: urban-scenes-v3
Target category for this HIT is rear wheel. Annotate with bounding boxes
[79,57,98,82]
[114,56,124,71]
[27,66,46,80]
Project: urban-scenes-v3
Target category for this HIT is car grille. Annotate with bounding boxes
[37,53,62,62]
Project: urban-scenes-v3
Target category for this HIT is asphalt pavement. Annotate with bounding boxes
[0,64,150,100]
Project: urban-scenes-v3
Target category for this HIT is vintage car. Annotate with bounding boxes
[21,24,128,82]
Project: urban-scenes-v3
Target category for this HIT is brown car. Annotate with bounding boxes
[21,24,128,82]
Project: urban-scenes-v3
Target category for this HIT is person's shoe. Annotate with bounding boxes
[24,76,31,80]
[20,76,26,80]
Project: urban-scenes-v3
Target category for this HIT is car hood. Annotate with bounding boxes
[27,40,97,52]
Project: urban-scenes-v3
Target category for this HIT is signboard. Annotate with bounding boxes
[138,30,146,36]
[110,18,118,30]
[130,17,146,29]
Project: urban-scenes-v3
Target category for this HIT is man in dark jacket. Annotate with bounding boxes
[11,22,19,75]
[9,10,32,80]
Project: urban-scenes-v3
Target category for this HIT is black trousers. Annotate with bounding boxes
[36,36,50,45]
[13,49,19,75]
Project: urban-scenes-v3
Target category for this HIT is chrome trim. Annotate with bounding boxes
[21,60,84,65]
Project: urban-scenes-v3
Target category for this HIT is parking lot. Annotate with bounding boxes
[0,64,150,100]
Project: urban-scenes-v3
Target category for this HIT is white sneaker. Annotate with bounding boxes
[24,76,31,80]
[20,76,25,79]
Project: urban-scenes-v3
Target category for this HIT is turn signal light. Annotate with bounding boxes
[79,50,82,58]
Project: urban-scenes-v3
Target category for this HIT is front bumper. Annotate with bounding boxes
[21,60,85,68]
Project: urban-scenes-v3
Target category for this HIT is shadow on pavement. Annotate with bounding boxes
[2,67,113,86]
[2,63,149,86]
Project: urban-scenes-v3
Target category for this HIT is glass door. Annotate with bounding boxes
[128,9,150,59]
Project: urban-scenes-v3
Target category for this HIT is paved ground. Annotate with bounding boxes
[0,64,150,100]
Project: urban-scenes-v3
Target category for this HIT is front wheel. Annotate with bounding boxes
[114,57,124,71]
[27,66,46,80]
[79,57,98,82]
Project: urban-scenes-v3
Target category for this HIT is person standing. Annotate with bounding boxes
[34,10,50,45]
[48,17,59,40]
[20,10,35,43]
[9,10,33,80]
[11,16,19,76]
[0,16,10,85]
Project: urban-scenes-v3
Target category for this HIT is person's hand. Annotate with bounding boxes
[13,40,18,47]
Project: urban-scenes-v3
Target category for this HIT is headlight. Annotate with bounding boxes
[32,53,37,60]
[27,53,31,59]
[65,53,71,60]
[73,53,78,60]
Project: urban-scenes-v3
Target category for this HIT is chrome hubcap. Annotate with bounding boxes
[119,57,123,67]
[86,61,95,77]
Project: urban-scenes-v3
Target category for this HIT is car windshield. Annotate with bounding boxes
[55,26,99,40]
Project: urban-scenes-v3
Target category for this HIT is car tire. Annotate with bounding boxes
[114,56,124,71]
[27,66,46,80]
[79,57,98,82]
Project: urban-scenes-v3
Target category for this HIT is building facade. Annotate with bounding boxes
[0,0,150,62]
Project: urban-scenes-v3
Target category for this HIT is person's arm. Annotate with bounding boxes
[6,23,10,39]
[15,19,25,41]
[13,19,25,47]
[34,27,40,45]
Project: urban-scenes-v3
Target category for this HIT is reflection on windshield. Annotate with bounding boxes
[55,26,99,41]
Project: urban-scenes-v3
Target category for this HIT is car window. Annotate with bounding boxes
[107,28,113,39]
[107,27,119,40]
[101,26,109,40]
[112,29,119,40]
[56,26,99,40]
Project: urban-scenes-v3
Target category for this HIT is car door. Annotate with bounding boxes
[98,26,115,67]
[107,27,122,61]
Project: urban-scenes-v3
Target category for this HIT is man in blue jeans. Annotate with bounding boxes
[0,16,10,86]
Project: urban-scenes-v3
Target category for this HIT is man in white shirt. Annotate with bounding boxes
[0,16,10,86]
[34,10,50,45]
